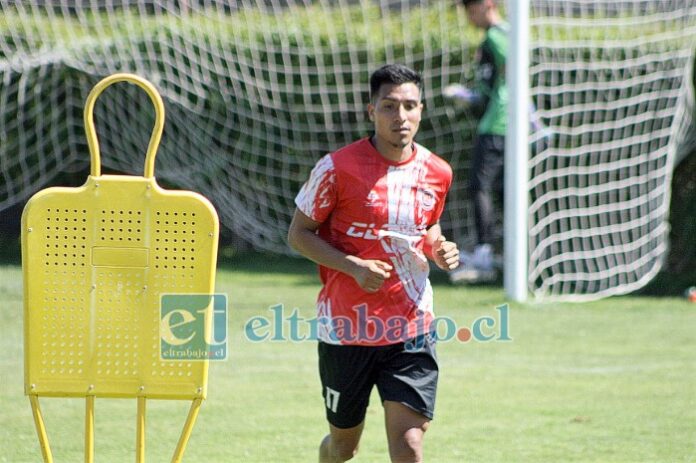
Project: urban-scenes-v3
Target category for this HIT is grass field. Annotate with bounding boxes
[1,254,695,462]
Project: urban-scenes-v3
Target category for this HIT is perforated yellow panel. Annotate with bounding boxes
[22,74,219,401]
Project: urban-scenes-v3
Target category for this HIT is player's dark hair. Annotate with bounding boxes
[462,0,486,6]
[369,64,423,102]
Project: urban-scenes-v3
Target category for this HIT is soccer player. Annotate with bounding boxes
[445,0,507,283]
[287,64,459,463]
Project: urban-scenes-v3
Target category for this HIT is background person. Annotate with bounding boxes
[445,0,507,283]
[445,0,548,284]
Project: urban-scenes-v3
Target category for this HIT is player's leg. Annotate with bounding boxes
[451,134,503,283]
[470,134,504,250]
[318,342,378,462]
[383,401,431,463]
[376,336,439,463]
[319,422,365,463]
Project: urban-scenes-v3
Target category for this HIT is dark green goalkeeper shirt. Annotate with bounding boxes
[475,22,508,136]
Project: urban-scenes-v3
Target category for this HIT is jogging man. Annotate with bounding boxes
[288,64,459,463]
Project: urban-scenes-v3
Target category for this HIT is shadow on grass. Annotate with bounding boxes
[0,236,21,265]
[219,252,495,289]
[218,252,316,274]
[217,252,322,286]
[428,264,503,288]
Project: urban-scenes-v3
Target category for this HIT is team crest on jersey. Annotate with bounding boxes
[417,187,436,212]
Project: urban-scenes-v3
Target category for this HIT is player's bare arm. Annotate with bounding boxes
[287,208,392,293]
[424,223,460,271]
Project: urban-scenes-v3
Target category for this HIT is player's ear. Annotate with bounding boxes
[367,104,375,122]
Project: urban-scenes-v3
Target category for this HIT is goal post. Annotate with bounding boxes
[505,0,530,302]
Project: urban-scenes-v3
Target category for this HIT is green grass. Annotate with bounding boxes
[1,255,695,462]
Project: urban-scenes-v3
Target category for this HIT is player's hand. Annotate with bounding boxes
[443,84,475,104]
[349,258,393,293]
[433,235,459,271]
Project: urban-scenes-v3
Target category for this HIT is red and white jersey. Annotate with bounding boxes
[295,138,453,346]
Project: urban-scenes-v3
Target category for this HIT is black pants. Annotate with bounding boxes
[469,134,505,245]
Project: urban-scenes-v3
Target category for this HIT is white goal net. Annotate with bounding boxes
[1,0,695,300]
[529,1,696,300]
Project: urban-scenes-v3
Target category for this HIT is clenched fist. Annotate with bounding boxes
[433,235,459,271]
[349,258,393,293]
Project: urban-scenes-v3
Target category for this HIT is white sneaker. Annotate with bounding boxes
[448,244,497,284]
[471,244,494,272]
[448,263,497,284]
[449,244,498,284]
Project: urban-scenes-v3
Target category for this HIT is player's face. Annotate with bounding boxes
[465,1,488,28]
[367,82,423,152]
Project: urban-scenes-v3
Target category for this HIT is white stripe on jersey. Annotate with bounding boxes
[317,297,338,344]
[383,145,433,310]
[295,154,334,220]
[386,166,412,226]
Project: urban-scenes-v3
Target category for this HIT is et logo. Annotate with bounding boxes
[160,294,228,361]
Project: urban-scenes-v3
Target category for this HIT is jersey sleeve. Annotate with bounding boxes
[429,160,453,227]
[295,153,337,223]
[487,26,508,70]
[476,27,507,103]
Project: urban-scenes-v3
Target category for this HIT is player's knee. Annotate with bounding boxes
[389,428,424,462]
[321,433,360,462]
[332,438,359,461]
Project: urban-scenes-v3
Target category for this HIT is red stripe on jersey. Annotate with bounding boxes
[295,138,453,345]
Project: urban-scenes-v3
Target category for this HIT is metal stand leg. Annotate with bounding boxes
[170,398,202,463]
[85,396,95,463]
[29,395,54,463]
[137,396,146,463]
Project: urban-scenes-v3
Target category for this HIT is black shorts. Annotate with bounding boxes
[318,337,439,429]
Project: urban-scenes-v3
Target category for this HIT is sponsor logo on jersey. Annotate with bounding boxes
[364,190,380,207]
[346,222,379,240]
